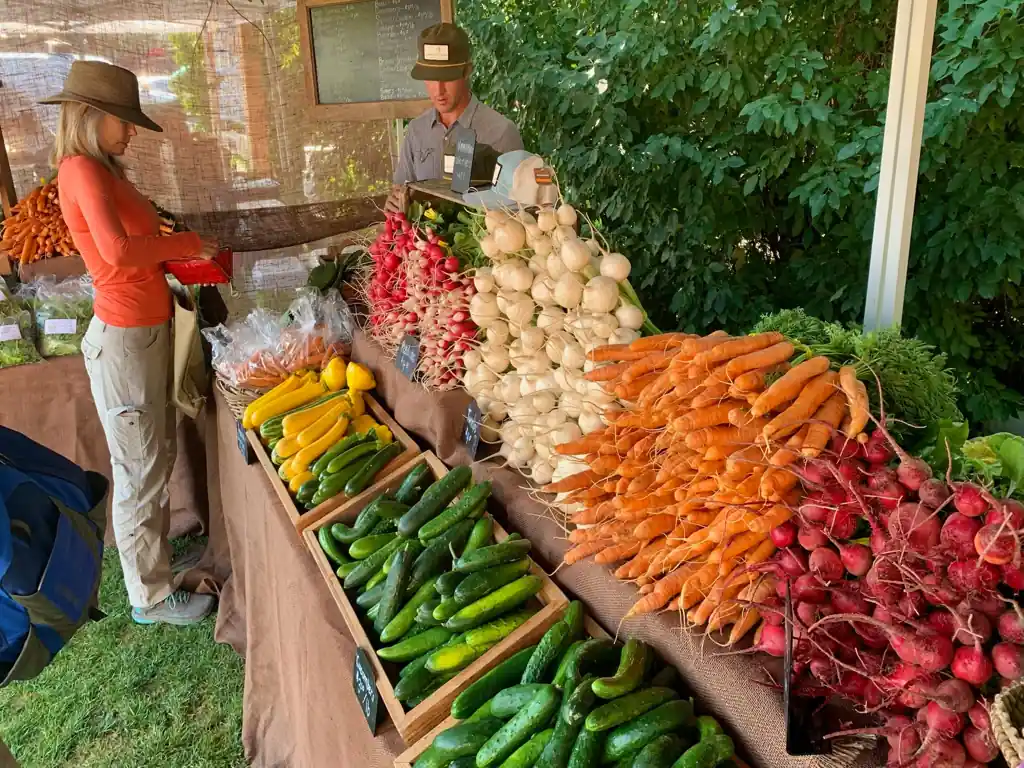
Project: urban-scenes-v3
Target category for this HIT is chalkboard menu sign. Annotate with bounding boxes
[352,648,380,733]
[299,0,454,121]
[450,126,476,194]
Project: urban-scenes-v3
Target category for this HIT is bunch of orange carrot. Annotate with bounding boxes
[544,330,871,645]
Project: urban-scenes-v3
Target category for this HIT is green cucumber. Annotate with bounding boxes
[433,597,461,622]
[377,626,454,662]
[407,518,475,593]
[554,641,584,688]
[314,453,376,503]
[450,645,538,720]
[448,758,476,768]
[477,685,560,767]
[380,575,441,643]
[563,674,599,726]
[370,517,399,535]
[395,463,432,505]
[374,499,411,520]
[425,640,492,674]
[343,536,404,590]
[592,639,650,699]
[397,465,473,537]
[330,497,384,544]
[562,600,585,645]
[345,441,404,496]
[671,735,734,768]
[411,746,446,768]
[464,609,534,648]
[500,727,554,768]
[431,717,505,761]
[632,734,688,768]
[696,716,724,741]
[349,532,397,560]
[318,526,350,565]
[297,479,320,506]
[394,656,436,701]
[375,546,413,634]
[355,581,385,608]
[384,539,421,574]
[467,699,496,722]
[418,481,492,541]
[567,727,604,768]
[366,602,380,622]
[490,683,552,719]
[453,538,532,573]
[561,639,620,707]
[326,441,381,475]
[311,431,371,476]
[336,561,360,579]
[453,559,532,606]
[444,575,543,632]
[435,571,465,597]
[522,602,578,684]
[586,687,679,733]
[464,515,494,555]
[538,703,580,768]
[364,567,387,591]
[602,700,696,763]
[416,599,444,626]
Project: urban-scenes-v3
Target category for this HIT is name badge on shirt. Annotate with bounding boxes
[444,155,455,175]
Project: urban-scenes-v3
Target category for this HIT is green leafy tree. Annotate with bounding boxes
[462,0,1024,424]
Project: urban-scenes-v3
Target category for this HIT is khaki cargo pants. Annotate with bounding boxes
[81,317,176,609]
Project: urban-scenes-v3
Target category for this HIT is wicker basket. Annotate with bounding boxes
[215,377,264,421]
[993,679,1024,766]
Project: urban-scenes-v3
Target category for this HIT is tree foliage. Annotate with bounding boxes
[462,0,1024,424]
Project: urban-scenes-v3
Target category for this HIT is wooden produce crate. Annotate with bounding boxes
[392,615,754,768]
[393,615,608,768]
[302,452,569,745]
[250,392,420,532]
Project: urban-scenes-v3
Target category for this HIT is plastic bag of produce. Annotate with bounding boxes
[202,308,287,389]
[31,276,94,358]
[0,281,43,368]
[278,289,354,372]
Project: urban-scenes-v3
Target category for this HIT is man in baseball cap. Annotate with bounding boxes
[386,22,523,212]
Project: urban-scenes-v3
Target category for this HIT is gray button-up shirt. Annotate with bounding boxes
[393,96,523,185]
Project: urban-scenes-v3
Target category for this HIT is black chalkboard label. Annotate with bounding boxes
[396,334,420,379]
[236,421,254,465]
[309,0,442,105]
[450,126,477,194]
[353,648,380,734]
[462,399,483,458]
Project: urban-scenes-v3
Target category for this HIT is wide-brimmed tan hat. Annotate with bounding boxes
[39,60,162,132]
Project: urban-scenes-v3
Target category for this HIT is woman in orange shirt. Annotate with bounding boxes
[42,61,216,626]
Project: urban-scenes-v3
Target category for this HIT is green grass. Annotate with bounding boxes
[0,540,244,768]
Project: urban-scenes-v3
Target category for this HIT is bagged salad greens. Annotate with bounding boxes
[0,281,43,368]
[31,275,94,358]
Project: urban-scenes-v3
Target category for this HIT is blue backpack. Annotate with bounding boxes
[0,425,107,686]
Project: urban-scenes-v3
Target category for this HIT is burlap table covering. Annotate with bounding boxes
[0,355,209,541]
[182,392,405,768]
[353,332,877,768]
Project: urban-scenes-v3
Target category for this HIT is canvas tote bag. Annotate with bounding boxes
[170,286,208,419]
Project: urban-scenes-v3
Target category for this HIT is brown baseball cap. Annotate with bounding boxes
[411,23,471,82]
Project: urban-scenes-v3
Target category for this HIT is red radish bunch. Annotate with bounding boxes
[364,212,478,389]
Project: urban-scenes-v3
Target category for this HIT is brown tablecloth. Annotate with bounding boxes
[185,392,405,768]
[0,355,209,540]
[353,332,874,768]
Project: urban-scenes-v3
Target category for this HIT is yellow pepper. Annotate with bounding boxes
[347,414,379,436]
[348,390,366,418]
[321,357,347,392]
[282,394,348,438]
[372,424,394,444]
[250,381,326,428]
[293,416,350,473]
[243,375,300,429]
[297,402,349,447]
[289,470,316,494]
[346,362,376,392]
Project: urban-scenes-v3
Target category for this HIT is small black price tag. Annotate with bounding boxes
[450,125,477,194]
[462,399,483,459]
[396,334,420,380]
[236,421,254,465]
[353,647,380,734]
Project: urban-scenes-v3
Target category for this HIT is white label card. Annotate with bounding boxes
[492,162,502,186]
[44,318,77,335]
[444,155,455,175]
[0,324,22,342]
[423,44,449,62]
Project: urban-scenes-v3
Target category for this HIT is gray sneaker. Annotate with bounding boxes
[131,591,216,626]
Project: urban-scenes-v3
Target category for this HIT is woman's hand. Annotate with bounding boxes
[197,238,219,261]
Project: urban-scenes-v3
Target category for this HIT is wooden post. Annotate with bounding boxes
[862,0,939,331]
[0,120,17,218]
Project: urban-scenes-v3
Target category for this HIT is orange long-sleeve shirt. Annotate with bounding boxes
[58,155,202,328]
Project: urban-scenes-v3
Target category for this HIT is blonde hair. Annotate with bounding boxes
[50,102,123,176]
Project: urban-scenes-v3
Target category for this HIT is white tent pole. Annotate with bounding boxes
[862,0,939,332]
